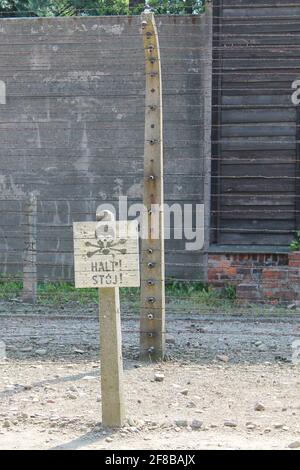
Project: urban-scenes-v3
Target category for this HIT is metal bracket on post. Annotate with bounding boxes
[140,11,165,361]
[22,193,37,304]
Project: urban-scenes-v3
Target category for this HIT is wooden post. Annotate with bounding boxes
[96,210,125,427]
[140,11,165,361]
[22,193,37,304]
[99,287,125,427]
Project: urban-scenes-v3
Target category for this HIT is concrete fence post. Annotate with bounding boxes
[140,12,166,361]
[22,193,37,304]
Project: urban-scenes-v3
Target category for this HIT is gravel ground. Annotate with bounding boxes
[0,301,300,450]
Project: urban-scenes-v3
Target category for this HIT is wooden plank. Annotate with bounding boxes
[222,74,300,84]
[223,0,300,7]
[222,49,300,60]
[222,96,293,106]
[223,60,300,70]
[221,164,296,177]
[220,219,296,228]
[221,178,294,192]
[221,24,300,35]
[223,7,300,18]
[220,35,300,45]
[219,232,293,245]
[221,124,296,137]
[219,149,296,160]
[221,195,295,206]
[220,137,296,151]
[222,109,296,124]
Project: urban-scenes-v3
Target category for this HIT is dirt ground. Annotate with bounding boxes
[0,301,300,450]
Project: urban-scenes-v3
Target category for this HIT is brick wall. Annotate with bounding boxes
[208,252,300,304]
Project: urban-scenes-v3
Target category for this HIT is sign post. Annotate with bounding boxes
[73,210,140,427]
[22,193,37,304]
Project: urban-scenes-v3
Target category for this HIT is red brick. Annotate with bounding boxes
[226,267,237,277]
[262,269,287,281]
[289,251,300,261]
[237,266,252,274]
[208,255,222,265]
[208,268,221,281]
[209,255,221,261]
[237,284,260,301]
[275,290,295,301]
[288,271,300,281]
[263,290,277,299]
[289,261,300,268]
[262,281,284,289]
[208,252,299,304]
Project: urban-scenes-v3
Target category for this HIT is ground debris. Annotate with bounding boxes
[254,402,265,412]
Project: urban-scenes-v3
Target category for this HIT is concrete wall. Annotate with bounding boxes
[0,14,212,281]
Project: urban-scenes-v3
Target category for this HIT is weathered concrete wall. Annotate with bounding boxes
[0,14,212,281]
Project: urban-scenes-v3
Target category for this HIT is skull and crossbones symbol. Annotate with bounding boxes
[85,237,127,258]
[85,210,127,258]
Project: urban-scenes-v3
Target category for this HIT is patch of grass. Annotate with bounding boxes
[39,283,141,306]
[166,280,207,297]
[290,230,300,251]
[37,281,98,305]
[120,287,139,303]
[0,274,237,312]
[0,276,140,306]
[0,273,22,300]
[166,280,237,312]
[223,285,237,301]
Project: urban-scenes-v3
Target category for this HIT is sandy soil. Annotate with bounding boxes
[0,301,300,450]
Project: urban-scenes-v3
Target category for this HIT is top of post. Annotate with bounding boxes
[141,3,154,27]
[144,1,152,14]
[96,208,115,222]
[27,192,37,206]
